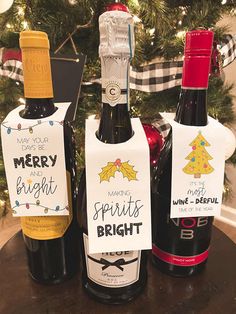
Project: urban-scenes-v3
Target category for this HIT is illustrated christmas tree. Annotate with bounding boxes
[183,131,214,178]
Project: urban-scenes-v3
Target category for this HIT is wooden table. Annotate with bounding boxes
[0,227,235,314]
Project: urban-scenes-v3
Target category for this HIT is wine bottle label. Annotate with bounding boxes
[162,113,226,219]
[102,78,128,106]
[85,118,151,254]
[83,234,141,288]
[1,103,71,217]
[101,57,130,107]
[20,171,72,240]
[152,244,209,267]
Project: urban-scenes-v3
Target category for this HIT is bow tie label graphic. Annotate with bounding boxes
[87,254,138,272]
[100,258,126,271]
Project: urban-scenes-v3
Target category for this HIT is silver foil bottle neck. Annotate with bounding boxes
[99,10,135,58]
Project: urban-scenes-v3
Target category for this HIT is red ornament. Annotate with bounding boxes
[106,2,129,13]
[142,123,164,166]
[192,145,196,150]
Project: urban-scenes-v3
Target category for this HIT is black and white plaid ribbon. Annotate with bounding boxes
[220,34,236,67]
[151,113,172,139]
[130,34,236,92]
[1,34,236,92]
[130,61,183,92]
[0,48,23,82]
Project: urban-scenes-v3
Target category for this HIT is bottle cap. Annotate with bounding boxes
[19,30,53,98]
[182,30,214,88]
[106,3,129,13]
[185,30,214,56]
[20,31,50,49]
[99,10,134,58]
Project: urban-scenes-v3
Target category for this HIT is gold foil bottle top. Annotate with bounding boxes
[20,30,53,99]
[20,31,50,49]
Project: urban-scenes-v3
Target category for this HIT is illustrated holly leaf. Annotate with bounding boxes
[99,162,118,182]
[119,161,138,181]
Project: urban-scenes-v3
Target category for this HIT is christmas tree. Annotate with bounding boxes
[0,0,236,216]
[183,131,214,178]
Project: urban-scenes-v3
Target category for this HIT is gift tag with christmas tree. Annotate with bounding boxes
[162,114,226,218]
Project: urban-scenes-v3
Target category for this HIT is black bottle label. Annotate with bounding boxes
[167,216,209,240]
[152,244,209,267]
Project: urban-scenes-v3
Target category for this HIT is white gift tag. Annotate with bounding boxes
[85,118,151,254]
[1,102,70,217]
[162,114,226,219]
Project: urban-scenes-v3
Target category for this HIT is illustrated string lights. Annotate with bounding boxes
[12,199,69,215]
[2,120,64,134]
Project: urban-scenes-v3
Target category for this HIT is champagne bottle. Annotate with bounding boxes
[78,7,147,304]
[151,30,214,277]
[19,31,79,284]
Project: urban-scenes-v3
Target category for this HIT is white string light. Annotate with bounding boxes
[149,28,155,36]
[17,6,24,16]
[133,15,141,23]
[176,30,186,38]
[68,0,77,5]
[22,20,28,29]
[18,98,26,104]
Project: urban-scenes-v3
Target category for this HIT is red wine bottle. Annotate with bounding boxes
[151,30,214,277]
[19,31,79,284]
[78,7,147,304]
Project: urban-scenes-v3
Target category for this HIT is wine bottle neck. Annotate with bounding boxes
[97,56,132,144]
[175,88,208,126]
[97,103,132,144]
[21,98,56,119]
[101,56,130,108]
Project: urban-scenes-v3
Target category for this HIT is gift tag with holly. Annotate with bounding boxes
[85,118,151,254]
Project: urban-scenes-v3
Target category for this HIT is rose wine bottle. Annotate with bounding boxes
[152,30,214,277]
[19,31,79,283]
[78,6,147,304]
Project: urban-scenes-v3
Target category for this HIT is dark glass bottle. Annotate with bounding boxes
[78,7,147,304]
[19,30,79,284]
[152,30,214,277]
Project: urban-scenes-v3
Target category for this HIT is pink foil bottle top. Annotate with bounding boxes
[182,30,214,88]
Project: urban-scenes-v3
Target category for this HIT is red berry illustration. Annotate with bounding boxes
[114,158,122,167]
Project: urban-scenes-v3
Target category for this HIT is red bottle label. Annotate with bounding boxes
[152,244,209,267]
